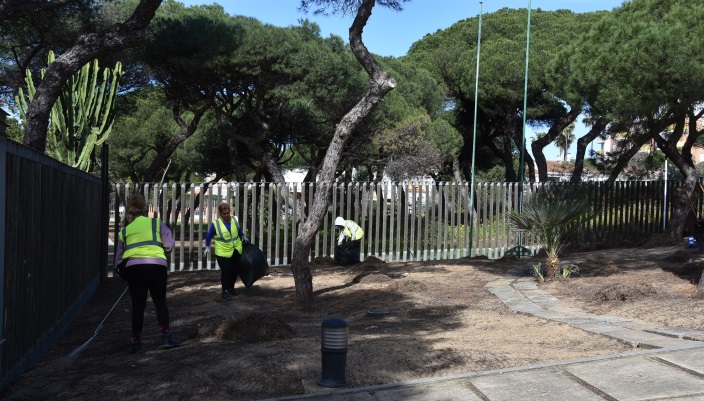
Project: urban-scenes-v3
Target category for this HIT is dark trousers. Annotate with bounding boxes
[216,252,241,293]
[125,264,169,335]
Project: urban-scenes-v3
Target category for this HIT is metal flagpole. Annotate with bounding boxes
[507,0,533,258]
[468,2,483,258]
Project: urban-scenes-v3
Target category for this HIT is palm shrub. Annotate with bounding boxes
[509,195,590,280]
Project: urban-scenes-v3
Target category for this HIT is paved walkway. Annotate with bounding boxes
[258,247,704,401]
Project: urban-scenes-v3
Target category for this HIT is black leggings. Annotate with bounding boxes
[125,264,169,335]
[216,252,241,292]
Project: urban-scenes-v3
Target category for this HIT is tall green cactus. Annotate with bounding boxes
[15,51,122,171]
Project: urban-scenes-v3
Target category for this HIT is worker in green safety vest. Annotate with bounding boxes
[335,216,363,246]
[204,202,249,300]
[116,194,180,354]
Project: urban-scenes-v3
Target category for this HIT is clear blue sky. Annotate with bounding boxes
[179,0,627,160]
[180,0,626,58]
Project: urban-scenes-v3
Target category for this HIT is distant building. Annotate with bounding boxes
[595,117,704,163]
[542,160,606,182]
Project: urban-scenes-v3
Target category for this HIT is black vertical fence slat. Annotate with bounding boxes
[650,180,657,232]
[635,181,641,233]
[606,182,614,241]
[646,181,653,233]
[626,181,632,235]
[632,181,639,234]
[604,181,612,241]
[612,182,619,238]
[649,181,665,232]
[620,182,627,237]
[596,182,604,241]
[584,183,592,243]
[635,181,642,235]
[607,182,618,241]
[624,181,631,236]
[615,182,623,238]
[627,181,634,237]
[634,181,656,234]
[657,180,665,231]
[101,145,110,280]
[655,180,664,232]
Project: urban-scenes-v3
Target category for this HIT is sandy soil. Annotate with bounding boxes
[3,239,704,401]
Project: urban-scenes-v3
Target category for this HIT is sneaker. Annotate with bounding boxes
[222,290,232,300]
[161,333,181,349]
[130,338,144,355]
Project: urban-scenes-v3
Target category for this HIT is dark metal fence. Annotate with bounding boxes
[0,137,109,392]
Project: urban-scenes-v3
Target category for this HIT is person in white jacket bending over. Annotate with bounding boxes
[335,216,364,249]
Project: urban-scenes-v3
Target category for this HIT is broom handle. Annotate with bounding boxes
[92,286,129,336]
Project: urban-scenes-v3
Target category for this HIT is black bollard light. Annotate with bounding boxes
[317,317,348,388]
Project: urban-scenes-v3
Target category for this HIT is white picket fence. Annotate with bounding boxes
[111,181,540,271]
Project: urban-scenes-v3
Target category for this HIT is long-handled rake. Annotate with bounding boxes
[65,286,129,362]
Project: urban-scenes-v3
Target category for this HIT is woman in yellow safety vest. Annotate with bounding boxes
[335,216,364,246]
[204,203,249,300]
[115,194,180,355]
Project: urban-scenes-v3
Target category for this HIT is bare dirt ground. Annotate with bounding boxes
[4,236,704,401]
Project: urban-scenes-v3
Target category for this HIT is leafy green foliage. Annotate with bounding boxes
[110,87,202,182]
[622,151,666,180]
[0,0,104,100]
[140,3,245,104]
[564,0,704,119]
[531,263,545,282]
[556,0,704,226]
[407,8,606,181]
[345,56,451,180]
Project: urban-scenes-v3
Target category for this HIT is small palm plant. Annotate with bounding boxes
[509,194,590,280]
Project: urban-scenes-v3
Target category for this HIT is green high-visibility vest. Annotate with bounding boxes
[119,216,166,260]
[213,217,243,258]
[341,220,364,240]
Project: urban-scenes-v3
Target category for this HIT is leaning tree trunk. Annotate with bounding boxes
[666,164,699,240]
[654,115,700,241]
[142,103,208,181]
[570,118,607,183]
[290,0,397,302]
[531,107,581,182]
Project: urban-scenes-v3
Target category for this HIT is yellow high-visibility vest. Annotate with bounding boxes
[213,217,243,257]
[341,220,364,240]
[119,216,166,260]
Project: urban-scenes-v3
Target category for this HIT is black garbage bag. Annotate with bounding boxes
[334,244,360,266]
[239,243,269,288]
